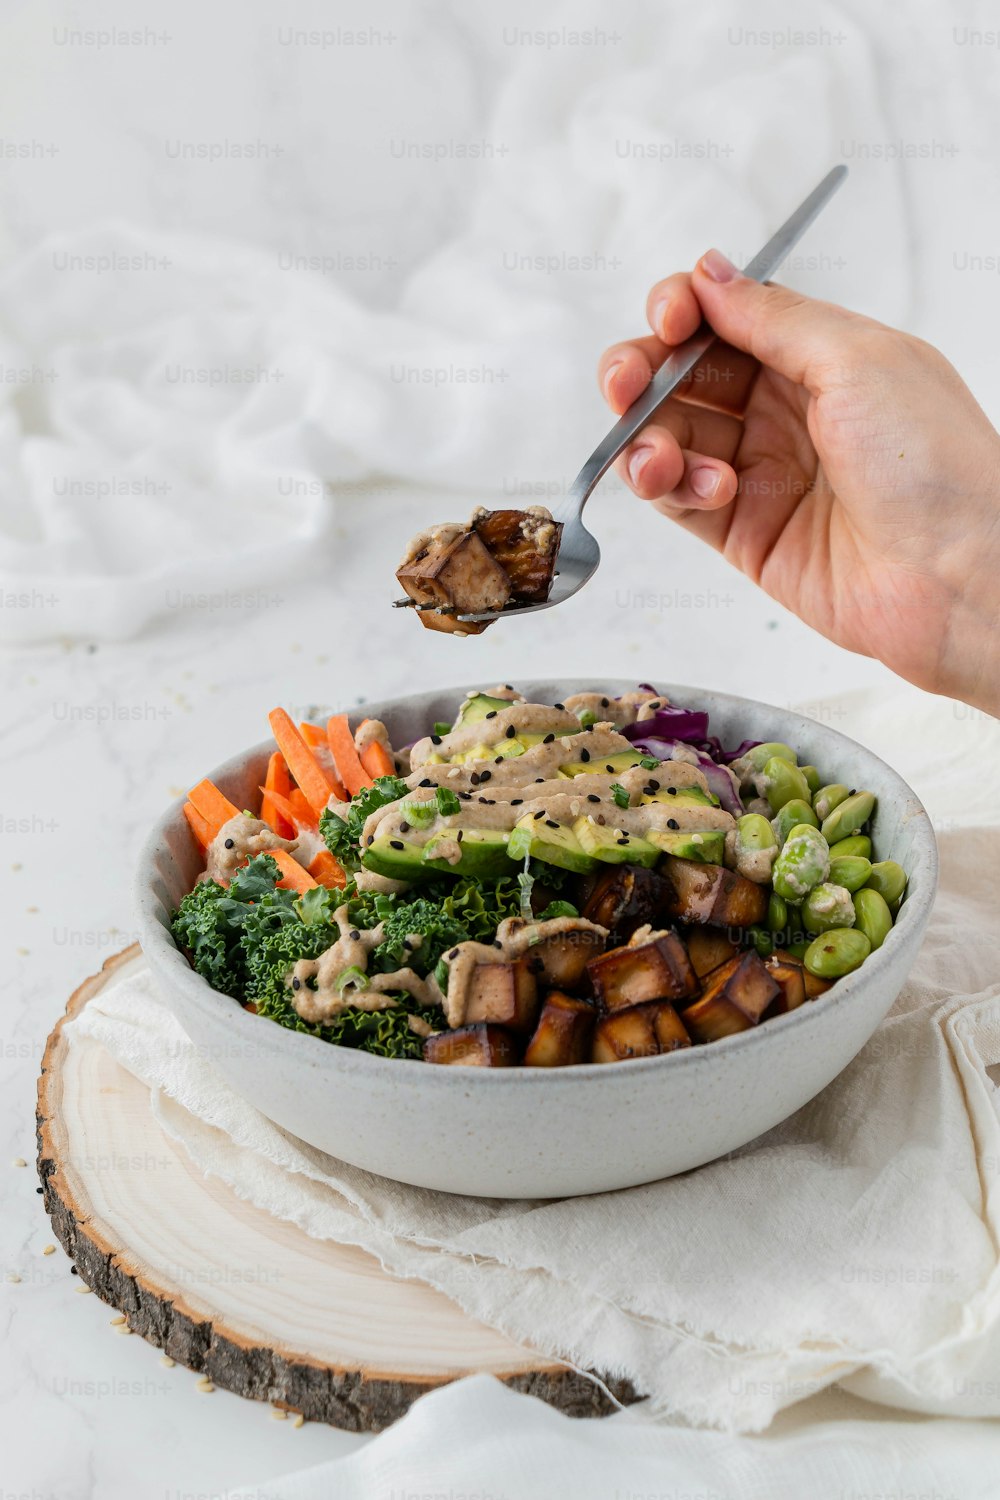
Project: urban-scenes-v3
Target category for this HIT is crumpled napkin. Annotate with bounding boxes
[68,823,1000,1432]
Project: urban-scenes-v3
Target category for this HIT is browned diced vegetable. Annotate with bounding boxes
[580,866,672,944]
[682,952,781,1043]
[803,970,833,1000]
[764,955,807,1014]
[523,991,595,1067]
[526,925,607,989]
[660,856,768,929]
[423,1024,519,1067]
[472,509,562,603]
[464,956,539,1032]
[586,931,698,1013]
[592,1002,692,1063]
[685,926,739,979]
[396,530,510,635]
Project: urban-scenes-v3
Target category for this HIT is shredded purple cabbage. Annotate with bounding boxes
[621,691,760,816]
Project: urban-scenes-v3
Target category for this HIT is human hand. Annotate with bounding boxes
[599,250,1000,715]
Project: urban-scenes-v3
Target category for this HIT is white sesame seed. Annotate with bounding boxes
[160,1355,175,1368]
[6,1271,21,1284]
[12,1158,26,1168]
[110,1315,126,1325]
[271,1408,286,1421]
[292,1413,305,1428]
[42,1245,55,1256]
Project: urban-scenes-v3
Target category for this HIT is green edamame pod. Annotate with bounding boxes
[772,824,830,902]
[736,813,777,851]
[853,888,892,950]
[748,926,773,958]
[766,891,788,932]
[813,783,849,822]
[828,855,872,893]
[802,882,857,934]
[799,765,821,795]
[764,757,812,814]
[828,834,872,860]
[866,860,907,907]
[772,798,818,845]
[743,741,798,772]
[804,927,871,979]
[820,791,876,846]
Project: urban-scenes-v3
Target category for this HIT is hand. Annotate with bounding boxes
[599,250,1000,715]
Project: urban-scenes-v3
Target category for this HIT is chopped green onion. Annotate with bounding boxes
[435,786,462,817]
[610,782,630,809]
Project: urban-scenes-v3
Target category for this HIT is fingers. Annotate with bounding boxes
[614,423,738,514]
[691,249,860,392]
[598,335,666,415]
[645,272,702,344]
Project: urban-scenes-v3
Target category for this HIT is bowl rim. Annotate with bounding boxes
[135,678,939,1088]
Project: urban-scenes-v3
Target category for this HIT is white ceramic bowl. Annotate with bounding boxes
[136,680,937,1198]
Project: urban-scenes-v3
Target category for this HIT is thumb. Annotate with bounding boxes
[691,248,859,393]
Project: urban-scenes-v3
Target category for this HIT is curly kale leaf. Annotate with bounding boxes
[319,774,410,870]
[171,853,291,998]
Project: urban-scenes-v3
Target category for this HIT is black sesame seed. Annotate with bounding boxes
[459,791,472,800]
[600,697,609,708]
[399,821,410,834]
[448,948,459,959]
[493,939,503,949]
[617,837,629,846]
[647,779,660,791]
[597,814,606,826]
[224,838,235,849]
[480,771,492,782]
[485,710,498,719]
[606,764,615,773]
[543,733,555,744]
[545,819,559,829]
[471,771,481,785]
[366,834,374,844]
[292,977,301,990]
[505,725,516,738]
[667,786,677,795]
[535,777,544,783]
[457,830,464,842]
[390,839,404,850]
[649,701,661,710]
[419,777,433,787]
[70,1264,78,1273]
[667,818,679,830]
[504,684,513,691]
[495,756,504,764]
[35,1186,42,1195]
[587,793,600,803]
[350,930,360,941]
[849,788,856,796]
[580,748,591,762]
[534,810,545,820]
[511,798,523,806]
[553,702,565,710]
[431,735,442,745]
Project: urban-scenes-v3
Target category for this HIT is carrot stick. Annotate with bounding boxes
[261,751,294,838]
[308,849,347,889]
[299,722,326,747]
[183,801,214,849]
[326,715,373,796]
[358,728,396,781]
[267,849,318,893]
[300,721,348,801]
[288,789,319,830]
[187,779,240,838]
[268,708,341,814]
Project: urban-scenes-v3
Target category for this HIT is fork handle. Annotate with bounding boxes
[564,165,848,510]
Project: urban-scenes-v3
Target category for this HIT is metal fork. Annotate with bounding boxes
[456,164,848,625]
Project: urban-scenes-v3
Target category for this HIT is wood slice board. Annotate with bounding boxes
[36,947,637,1431]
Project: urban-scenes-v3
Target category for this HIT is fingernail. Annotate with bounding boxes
[628,445,654,487]
[700,248,738,284]
[650,298,669,337]
[603,360,624,401]
[690,466,721,499]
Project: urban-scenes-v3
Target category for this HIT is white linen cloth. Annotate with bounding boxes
[0,0,932,644]
[67,825,1000,1433]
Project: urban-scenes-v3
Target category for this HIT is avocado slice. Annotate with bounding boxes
[640,786,720,809]
[453,691,518,728]
[422,828,516,879]
[507,815,598,875]
[647,829,726,864]
[572,817,660,868]
[361,835,429,882]
[447,737,529,766]
[560,749,650,777]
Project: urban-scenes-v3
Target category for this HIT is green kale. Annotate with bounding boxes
[171,854,291,997]
[319,774,410,870]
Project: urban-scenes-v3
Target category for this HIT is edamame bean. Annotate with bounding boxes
[749,926,773,958]
[802,882,857,934]
[820,790,875,846]
[799,765,821,795]
[804,927,871,979]
[743,741,798,772]
[772,798,818,846]
[786,938,810,961]
[828,834,873,860]
[764,757,812,814]
[853,888,892,950]
[736,813,777,851]
[866,860,907,907]
[772,824,830,902]
[828,855,872,893]
[813,783,849,822]
[766,891,788,932]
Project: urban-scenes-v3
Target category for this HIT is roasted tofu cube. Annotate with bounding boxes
[396,530,510,635]
[464,956,539,1032]
[803,970,833,1000]
[523,991,595,1067]
[472,508,562,603]
[763,955,807,1015]
[682,952,781,1043]
[661,856,768,929]
[423,1024,519,1067]
[592,1002,692,1063]
[586,931,698,1013]
[580,866,672,944]
[685,926,739,979]
[525,925,607,990]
